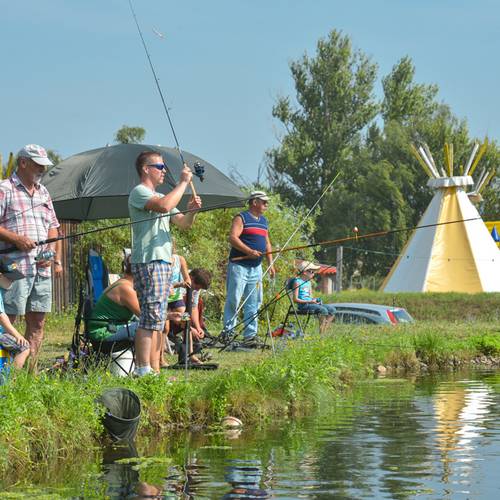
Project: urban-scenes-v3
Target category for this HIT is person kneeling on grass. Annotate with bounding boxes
[0,277,30,369]
[292,261,335,333]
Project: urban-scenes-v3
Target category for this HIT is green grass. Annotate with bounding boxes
[2,292,499,478]
[1,312,499,476]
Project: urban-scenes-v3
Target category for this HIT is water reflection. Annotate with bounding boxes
[2,370,499,498]
[434,380,495,496]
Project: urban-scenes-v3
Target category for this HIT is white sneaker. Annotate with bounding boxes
[133,365,153,377]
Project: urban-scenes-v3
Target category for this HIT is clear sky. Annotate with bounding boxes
[2,0,499,182]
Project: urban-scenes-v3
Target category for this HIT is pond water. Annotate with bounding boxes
[3,370,500,499]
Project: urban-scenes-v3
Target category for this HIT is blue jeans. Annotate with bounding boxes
[223,262,263,339]
[104,321,138,342]
[297,303,336,316]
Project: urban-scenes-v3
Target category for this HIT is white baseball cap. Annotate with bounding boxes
[17,144,53,167]
[249,190,270,201]
[297,260,321,272]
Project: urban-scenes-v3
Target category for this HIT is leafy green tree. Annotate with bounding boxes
[267,30,378,211]
[381,56,438,124]
[115,125,146,144]
[268,38,500,287]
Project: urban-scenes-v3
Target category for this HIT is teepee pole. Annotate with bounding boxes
[410,145,435,178]
[444,142,451,177]
[418,146,439,178]
[423,143,439,172]
[449,143,454,176]
[464,142,479,176]
[468,140,488,177]
[477,169,495,194]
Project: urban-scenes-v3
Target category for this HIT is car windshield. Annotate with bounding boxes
[392,309,413,323]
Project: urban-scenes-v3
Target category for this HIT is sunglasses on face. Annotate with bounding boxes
[147,163,166,171]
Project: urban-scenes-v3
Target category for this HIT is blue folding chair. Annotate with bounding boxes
[87,249,109,305]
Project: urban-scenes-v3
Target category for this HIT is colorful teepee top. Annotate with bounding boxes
[382,142,500,293]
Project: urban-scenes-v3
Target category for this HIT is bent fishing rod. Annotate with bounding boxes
[128,0,204,194]
[230,216,484,262]
[219,213,487,346]
[0,196,248,255]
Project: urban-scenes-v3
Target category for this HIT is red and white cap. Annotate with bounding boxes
[17,144,53,167]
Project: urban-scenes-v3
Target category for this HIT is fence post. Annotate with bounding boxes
[335,246,343,293]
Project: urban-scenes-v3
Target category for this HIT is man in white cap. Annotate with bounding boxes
[0,144,61,370]
[223,190,275,345]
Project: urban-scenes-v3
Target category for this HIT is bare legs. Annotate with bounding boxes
[319,315,334,334]
[8,312,45,373]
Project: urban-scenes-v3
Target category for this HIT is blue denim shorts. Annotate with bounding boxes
[2,274,52,315]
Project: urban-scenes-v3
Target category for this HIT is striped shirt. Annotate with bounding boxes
[0,174,59,277]
[229,210,269,267]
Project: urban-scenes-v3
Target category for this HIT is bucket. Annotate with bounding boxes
[109,348,135,377]
[0,348,12,385]
[97,388,141,441]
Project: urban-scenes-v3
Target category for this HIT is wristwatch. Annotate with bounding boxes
[54,260,62,266]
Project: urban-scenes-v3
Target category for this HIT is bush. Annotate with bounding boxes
[473,333,500,356]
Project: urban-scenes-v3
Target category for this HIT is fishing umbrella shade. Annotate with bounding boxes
[42,143,246,220]
[97,388,141,442]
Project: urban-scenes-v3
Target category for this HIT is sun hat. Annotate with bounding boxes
[249,190,270,201]
[297,260,321,272]
[17,144,53,167]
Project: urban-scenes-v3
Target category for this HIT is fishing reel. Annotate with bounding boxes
[193,161,205,182]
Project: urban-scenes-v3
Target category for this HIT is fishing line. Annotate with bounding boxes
[219,260,332,351]
[128,0,186,165]
[219,212,489,347]
[232,216,484,260]
[0,196,248,255]
[220,172,342,342]
[0,189,78,226]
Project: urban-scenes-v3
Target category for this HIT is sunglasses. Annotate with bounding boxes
[147,163,167,171]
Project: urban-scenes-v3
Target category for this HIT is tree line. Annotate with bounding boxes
[266,30,499,284]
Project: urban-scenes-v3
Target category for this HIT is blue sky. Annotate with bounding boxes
[2,0,499,182]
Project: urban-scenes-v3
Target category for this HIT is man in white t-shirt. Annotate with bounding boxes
[128,151,201,376]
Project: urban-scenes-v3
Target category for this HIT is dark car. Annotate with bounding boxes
[333,303,414,325]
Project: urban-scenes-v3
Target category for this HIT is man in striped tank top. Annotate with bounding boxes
[223,191,275,344]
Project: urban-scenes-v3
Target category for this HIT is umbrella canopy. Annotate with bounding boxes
[42,144,245,220]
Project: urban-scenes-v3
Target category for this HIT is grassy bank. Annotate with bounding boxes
[1,319,499,476]
[38,292,500,364]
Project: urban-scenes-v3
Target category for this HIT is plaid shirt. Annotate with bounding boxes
[0,174,60,277]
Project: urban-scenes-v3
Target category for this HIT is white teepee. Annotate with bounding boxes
[382,142,500,292]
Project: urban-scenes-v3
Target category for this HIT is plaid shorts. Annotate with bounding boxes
[0,333,29,355]
[132,261,172,331]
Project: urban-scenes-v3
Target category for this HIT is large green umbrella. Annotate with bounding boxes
[43,144,245,220]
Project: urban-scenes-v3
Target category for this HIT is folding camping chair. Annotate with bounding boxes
[280,278,322,335]
[72,249,135,376]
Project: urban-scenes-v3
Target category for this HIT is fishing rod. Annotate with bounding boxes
[220,210,493,344]
[220,172,342,344]
[0,196,248,255]
[127,0,203,194]
[218,260,334,351]
[231,216,483,261]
